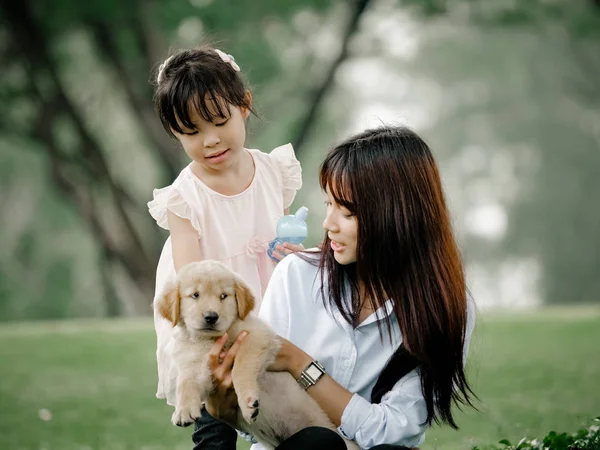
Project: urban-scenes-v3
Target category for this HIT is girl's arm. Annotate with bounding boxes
[167,210,202,271]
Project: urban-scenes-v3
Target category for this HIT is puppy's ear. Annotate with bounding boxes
[154,280,181,325]
[234,277,255,319]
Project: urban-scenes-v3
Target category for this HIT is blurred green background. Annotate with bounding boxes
[1,0,599,449]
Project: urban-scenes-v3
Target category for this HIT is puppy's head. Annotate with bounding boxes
[154,261,255,335]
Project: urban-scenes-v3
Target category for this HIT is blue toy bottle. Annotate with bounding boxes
[267,206,309,261]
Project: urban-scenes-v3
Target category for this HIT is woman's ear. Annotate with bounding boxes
[241,90,253,119]
[154,280,181,326]
[234,276,255,319]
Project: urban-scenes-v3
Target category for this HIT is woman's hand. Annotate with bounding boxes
[203,331,248,425]
[271,243,305,263]
[269,336,312,378]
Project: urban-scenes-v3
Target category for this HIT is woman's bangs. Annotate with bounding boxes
[320,151,355,212]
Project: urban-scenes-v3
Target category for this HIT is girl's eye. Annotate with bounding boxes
[183,130,198,136]
[192,292,200,299]
[215,119,229,127]
[220,293,228,300]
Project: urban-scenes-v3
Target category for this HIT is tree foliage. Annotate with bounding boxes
[0,0,368,319]
[400,0,600,304]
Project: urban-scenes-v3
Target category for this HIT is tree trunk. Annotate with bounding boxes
[292,0,372,154]
[1,0,157,314]
[86,18,180,182]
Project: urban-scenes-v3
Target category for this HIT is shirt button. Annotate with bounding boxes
[344,359,352,367]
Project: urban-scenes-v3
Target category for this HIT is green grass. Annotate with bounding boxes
[0,308,599,450]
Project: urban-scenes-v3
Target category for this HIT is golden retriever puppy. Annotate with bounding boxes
[154,260,358,450]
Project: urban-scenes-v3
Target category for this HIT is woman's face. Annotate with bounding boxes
[323,186,358,265]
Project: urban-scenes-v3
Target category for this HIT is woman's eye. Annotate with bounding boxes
[220,293,228,300]
[215,120,228,127]
[192,292,200,299]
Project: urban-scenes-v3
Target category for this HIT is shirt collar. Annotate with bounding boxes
[356,298,395,328]
[318,276,396,329]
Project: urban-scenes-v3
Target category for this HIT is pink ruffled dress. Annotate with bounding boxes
[148,144,302,404]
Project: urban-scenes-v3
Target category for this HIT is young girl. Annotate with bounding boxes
[147,46,302,448]
[205,125,477,450]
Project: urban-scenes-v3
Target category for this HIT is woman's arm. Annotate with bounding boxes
[259,257,427,447]
[258,257,352,423]
[167,210,202,271]
[203,332,248,426]
[273,338,352,426]
[274,339,427,448]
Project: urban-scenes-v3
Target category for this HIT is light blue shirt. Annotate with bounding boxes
[252,254,476,450]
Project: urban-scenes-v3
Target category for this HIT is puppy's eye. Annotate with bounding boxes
[220,293,228,300]
[191,292,200,299]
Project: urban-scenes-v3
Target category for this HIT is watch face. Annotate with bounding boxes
[306,364,323,380]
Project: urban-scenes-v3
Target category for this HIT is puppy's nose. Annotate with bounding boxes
[203,311,219,325]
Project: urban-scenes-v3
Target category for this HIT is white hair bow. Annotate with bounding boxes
[157,55,174,84]
[214,49,241,72]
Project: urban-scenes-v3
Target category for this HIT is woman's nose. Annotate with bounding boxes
[323,212,339,232]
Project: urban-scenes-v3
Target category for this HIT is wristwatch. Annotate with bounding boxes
[297,360,326,390]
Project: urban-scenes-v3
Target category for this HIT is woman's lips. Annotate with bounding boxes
[330,240,345,252]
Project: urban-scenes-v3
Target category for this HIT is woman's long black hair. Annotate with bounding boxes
[318,125,476,428]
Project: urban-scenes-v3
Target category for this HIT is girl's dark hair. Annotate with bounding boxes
[318,125,476,428]
[153,46,254,138]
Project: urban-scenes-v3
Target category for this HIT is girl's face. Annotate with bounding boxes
[323,186,358,265]
[173,96,250,171]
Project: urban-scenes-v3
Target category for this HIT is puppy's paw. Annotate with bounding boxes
[240,394,260,423]
[171,402,202,427]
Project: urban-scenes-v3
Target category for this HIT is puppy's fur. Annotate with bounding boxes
[155,260,358,450]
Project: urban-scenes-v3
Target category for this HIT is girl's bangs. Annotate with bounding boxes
[167,76,233,134]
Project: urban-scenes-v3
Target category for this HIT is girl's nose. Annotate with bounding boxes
[203,132,220,148]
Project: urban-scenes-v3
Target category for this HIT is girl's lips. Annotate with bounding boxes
[206,149,229,163]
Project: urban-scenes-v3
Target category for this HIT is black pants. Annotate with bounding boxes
[275,428,411,450]
[192,408,237,450]
[192,408,410,450]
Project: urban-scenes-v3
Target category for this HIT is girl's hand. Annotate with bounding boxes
[271,243,305,263]
[269,336,312,378]
[204,331,248,425]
